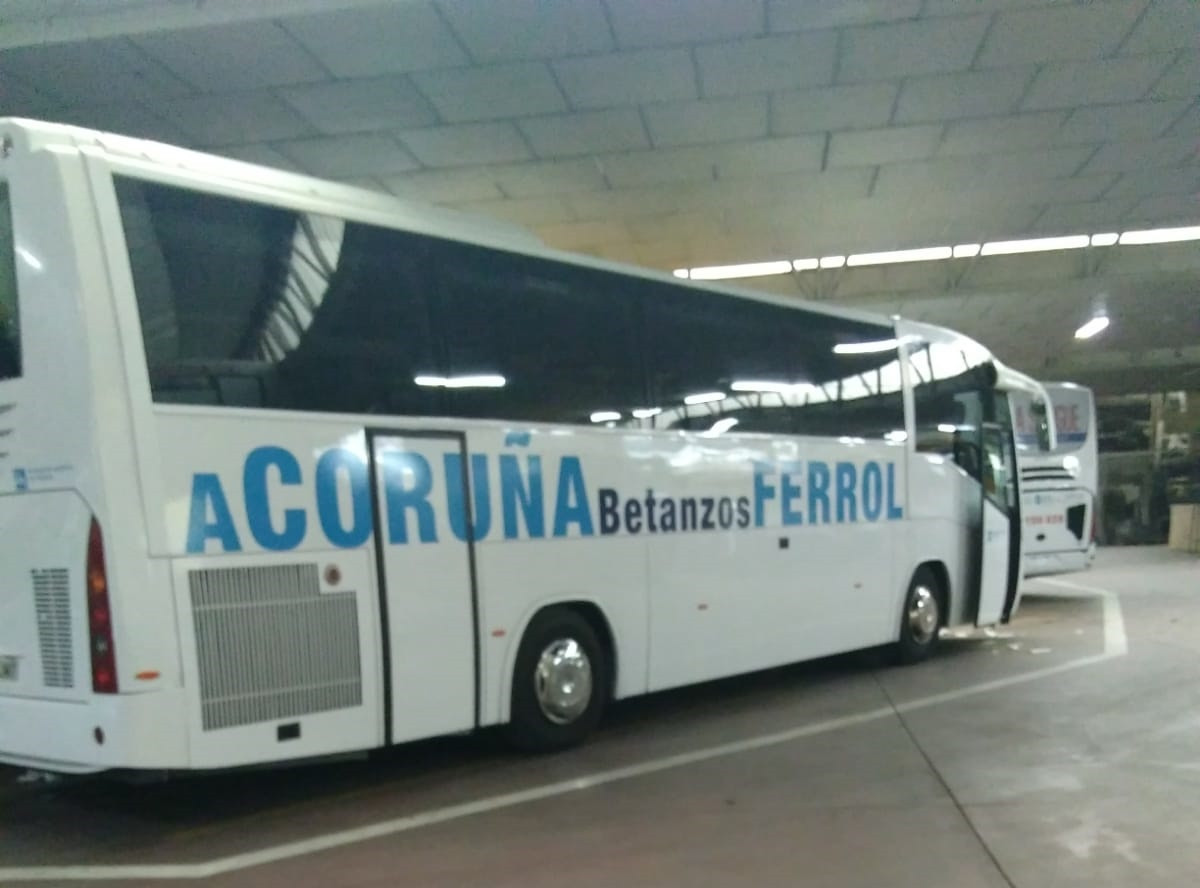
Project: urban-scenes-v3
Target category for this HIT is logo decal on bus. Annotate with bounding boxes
[185,447,904,554]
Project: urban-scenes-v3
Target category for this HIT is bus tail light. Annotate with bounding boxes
[87,518,118,694]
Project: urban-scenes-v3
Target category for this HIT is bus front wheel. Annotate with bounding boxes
[505,607,608,752]
[894,567,943,664]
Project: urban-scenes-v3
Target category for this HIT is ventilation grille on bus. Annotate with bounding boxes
[32,568,74,688]
[1021,467,1074,483]
[189,563,362,732]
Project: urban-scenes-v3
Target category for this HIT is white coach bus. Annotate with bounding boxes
[0,119,1026,776]
[1018,382,1098,576]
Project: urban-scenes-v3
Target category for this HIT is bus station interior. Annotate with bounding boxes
[1,1,1198,886]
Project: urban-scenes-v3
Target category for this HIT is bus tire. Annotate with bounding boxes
[505,607,607,752]
[894,567,942,665]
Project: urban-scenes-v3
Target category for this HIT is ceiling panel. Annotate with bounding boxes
[1081,135,1198,174]
[1105,166,1200,199]
[770,82,898,135]
[599,145,720,188]
[488,158,610,197]
[383,168,505,204]
[1021,54,1174,110]
[827,124,943,167]
[1119,0,1200,54]
[280,2,468,78]
[767,0,921,31]
[713,134,825,177]
[937,110,1066,156]
[838,15,991,83]
[279,75,438,134]
[0,37,190,106]
[644,96,768,147]
[410,61,565,123]
[1149,51,1200,99]
[437,0,613,62]
[975,1,1146,68]
[604,0,764,49]
[398,122,532,167]
[1033,198,1137,232]
[894,68,1033,124]
[278,133,418,178]
[552,48,697,109]
[132,22,326,91]
[874,147,1095,197]
[156,91,317,146]
[518,109,648,158]
[695,32,835,97]
[1054,99,1191,145]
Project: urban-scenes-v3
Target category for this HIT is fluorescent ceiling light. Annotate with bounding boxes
[884,430,909,443]
[684,391,727,405]
[1074,315,1110,340]
[16,247,43,270]
[819,255,846,269]
[672,268,689,278]
[847,246,952,267]
[792,258,819,271]
[980,235,1090,256]
[688,260,792,280]
[952,243,981,258]
[833,339,898,355]
[703,418,739,437]
[1118,225,1200,245]
[590,411,621,423]
[631,407,662,419]
[937,423,957,434]
[414,374,506,389]
[731,380,813,394]
[1090,232,1119,247]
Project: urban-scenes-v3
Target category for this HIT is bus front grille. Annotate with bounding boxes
[32,568,74,688]
[188,563,362,731]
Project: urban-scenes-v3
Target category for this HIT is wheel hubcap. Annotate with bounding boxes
[534,639,593,725]
[908,586,939,645]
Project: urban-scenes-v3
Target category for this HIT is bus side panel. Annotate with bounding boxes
[641,435,904,694]
[155,412,383,769]
[469,427,650,727]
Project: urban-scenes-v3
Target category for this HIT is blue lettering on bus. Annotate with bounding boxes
[244,446,306,551]
[381,450,437,544]
[184,449,906,553]
[316,448,371,548]
[186,473,242,553]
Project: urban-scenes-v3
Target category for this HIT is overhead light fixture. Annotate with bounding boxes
[847,246,952,267]
[684,391,727,405]
[1090,233,1119,247]
[1074,315,1110,340]
[980,235,1091,256]
[702,417,739,437]
[884,430,908,443]
[589,411,621,423]
[819,255,846,269]
[937,423,957,434]
[833,339,898,355]
[952,243,981,258]
[731,380,813,394]
[631,407,662,419]
[792,258,819,271]
[688,260,792,281]
[672,268,690,279]
[414,374,506,389]
[1118,225,1200,245]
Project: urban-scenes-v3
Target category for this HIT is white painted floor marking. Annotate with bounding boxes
[0,581,1128,883]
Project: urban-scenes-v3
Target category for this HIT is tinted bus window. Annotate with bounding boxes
[116,177,440,416]
[0,183,19,380]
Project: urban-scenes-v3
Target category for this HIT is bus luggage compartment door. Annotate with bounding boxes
[369,431,478,745]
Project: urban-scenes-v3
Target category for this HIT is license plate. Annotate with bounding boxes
[0,656,17,681]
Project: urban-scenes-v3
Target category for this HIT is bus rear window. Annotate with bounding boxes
[0,182,19,381]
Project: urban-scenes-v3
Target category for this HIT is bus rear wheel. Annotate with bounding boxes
[894,567,943,664]
[505,607,607,752]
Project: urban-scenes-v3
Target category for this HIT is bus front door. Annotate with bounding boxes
[369,431,478,745]
[976,421,1021,625]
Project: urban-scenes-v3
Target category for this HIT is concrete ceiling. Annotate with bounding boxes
[0,0,1197,394]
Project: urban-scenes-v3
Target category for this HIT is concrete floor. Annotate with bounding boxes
[2,546,1197,887]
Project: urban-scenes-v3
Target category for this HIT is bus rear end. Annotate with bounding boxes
[0,120,185,774]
